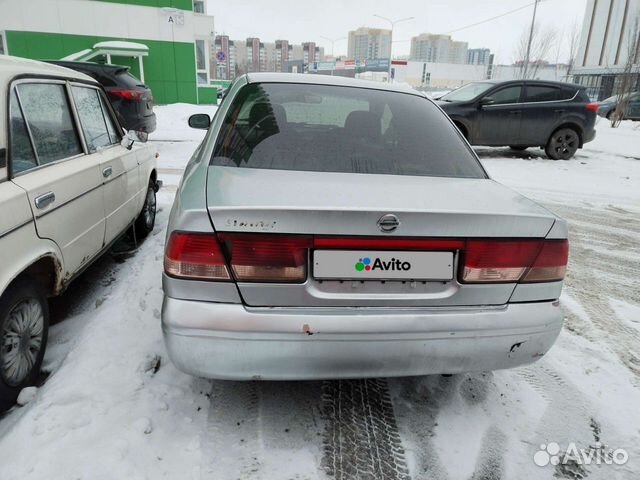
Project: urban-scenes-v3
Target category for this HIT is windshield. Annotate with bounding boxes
[211,82,486,179]
[439,82,494,102]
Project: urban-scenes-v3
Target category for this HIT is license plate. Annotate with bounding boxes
[313,250,454,280]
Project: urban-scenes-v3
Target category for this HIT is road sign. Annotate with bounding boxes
[316,61,336,71]
[216,51,226,63]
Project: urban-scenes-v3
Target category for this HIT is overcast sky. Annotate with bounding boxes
[207,0,587,64]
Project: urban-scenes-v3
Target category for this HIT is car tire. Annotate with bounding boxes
[135,180,157,239]
[545,128,580,160]
[0,279,49,412]
[509,146,528,151]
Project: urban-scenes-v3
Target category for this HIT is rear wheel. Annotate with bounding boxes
[545,128,579,160]
[509,146,528,151]
[135,180,157,239]
[0,280,49,411]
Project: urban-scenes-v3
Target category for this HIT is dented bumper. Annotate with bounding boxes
[161,298,563,380]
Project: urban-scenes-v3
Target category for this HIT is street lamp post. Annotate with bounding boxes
[320,36,347,76]
[373,14,414,82]
[320,35,346,56]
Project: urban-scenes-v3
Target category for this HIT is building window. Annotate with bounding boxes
[195,40,206,70]
[195,39,208,85]
[193,0,205,13]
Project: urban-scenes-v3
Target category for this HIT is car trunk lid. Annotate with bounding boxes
[206,166,557,307]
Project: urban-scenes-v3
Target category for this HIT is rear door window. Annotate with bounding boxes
[17,83,83,165]
[99,94,121,143]
[525,85,561,102]
[211,83,486,179]
[8,91,38,174]
[72,86,116,152]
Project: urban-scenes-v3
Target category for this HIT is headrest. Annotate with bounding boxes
[344,110,381,142]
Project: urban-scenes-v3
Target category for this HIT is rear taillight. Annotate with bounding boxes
[521,239,569,283]
[165,233,568,285]
[110,89,144,101]
[586,102,599,112]
[219,234,313,283]
[462,239,568,283]
[164,232,230,281]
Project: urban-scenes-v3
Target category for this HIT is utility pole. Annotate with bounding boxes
[374,15,414,82]
[523,0,540,79]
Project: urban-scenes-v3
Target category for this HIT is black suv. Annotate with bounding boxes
[437,80,597,159]
[47,60,156,133]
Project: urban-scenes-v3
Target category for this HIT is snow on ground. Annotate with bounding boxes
[0,104,639,480]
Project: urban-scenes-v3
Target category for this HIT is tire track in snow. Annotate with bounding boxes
[321,379,411,480]
[545,202,640,378]
[202,380,326,479]
[391,374,509,480]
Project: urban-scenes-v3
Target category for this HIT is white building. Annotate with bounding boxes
[573,0,640,99]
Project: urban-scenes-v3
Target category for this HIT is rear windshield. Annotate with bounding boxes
[114,70,146,89]
[211,83,486,179]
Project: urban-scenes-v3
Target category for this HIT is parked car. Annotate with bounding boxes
[597,92,640,120]
[162,73,569,381]
[0,56,159,410]
[47,60,157,134]
[436,80,598,160]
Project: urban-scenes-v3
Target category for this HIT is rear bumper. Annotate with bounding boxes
[583,127,596,144]
[162,297,563,380]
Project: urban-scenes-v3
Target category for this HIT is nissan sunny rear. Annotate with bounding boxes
[161,73,568,380]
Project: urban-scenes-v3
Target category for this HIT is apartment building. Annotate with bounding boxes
[467,48,492,65]
[347,27,392,61]
[410,34,468,64]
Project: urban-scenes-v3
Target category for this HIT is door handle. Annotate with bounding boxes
[34,192,55,210]
[102,166,113,178]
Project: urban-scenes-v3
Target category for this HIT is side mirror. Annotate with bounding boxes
[188,113,211,130]
[121,130,148,150]
[479,97,495,108]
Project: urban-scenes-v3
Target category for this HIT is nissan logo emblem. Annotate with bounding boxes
[377,214,400,233]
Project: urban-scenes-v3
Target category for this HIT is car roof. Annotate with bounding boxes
[0,55,97,88]
[244,72,422,96]
[481,78,583,89]
[47,60,131,74]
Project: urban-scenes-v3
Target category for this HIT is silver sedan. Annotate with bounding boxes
[162,73,568,380]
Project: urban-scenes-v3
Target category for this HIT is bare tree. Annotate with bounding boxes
[566,21,581,79]
[611,15,640,127]
[514,24,558,79]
